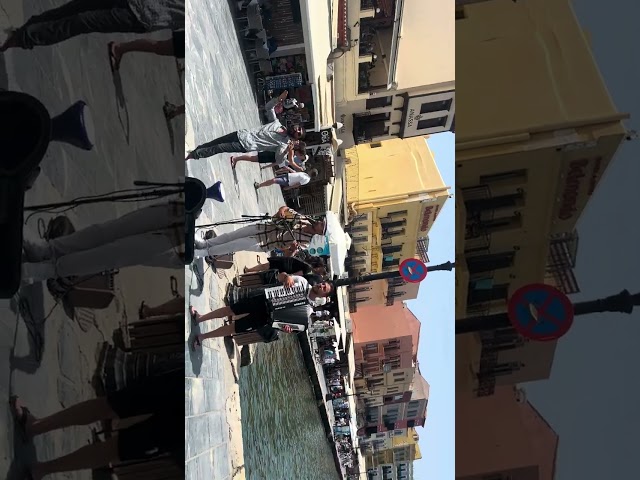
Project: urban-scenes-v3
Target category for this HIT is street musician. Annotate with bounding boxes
[190,271,333,350]
[193,206,326,259]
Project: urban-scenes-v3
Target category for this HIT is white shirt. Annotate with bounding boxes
[291,275,315,317]
[237,120,290,156]
[288,172,311,186]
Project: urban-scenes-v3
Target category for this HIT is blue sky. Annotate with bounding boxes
[405,133,455,480]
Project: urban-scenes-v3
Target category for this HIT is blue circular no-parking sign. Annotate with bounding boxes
[507,283,574,341]
[399,258,428,283]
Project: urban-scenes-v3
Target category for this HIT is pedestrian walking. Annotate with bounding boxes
[1,0,185,51]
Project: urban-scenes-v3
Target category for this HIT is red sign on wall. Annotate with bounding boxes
[557,157,602,220]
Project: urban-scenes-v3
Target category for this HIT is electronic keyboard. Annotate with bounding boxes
[264,285,308,311]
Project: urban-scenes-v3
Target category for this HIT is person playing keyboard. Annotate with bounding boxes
[189,272,333,350]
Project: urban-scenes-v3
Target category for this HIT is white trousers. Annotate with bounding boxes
[22,204,182,282]
[194,223,266,258]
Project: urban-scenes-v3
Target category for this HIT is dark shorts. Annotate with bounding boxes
[172,30,185,58]
[234,314,270,333]
[230,295,270,333]
[230,295,267,318]
[274,174,289,186]
[257,151,277,164]
[107,370,182,463]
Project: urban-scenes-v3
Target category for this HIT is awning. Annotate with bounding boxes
[336,287,349,348]
[299,0,333,127]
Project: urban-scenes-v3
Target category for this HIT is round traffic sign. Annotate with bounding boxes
[399,258,427,283]
[507,283,574,341]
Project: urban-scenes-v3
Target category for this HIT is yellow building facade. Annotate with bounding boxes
[334,0,455,150]
[365,429,422,480]
[455,0,630,396]
[343,137,450,309]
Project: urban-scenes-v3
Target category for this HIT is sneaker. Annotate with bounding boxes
[22,240,52,262]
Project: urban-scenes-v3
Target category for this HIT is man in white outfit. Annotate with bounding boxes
[21,201,184,283]
[194,206,325,259]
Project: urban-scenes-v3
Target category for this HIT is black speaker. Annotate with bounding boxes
[184,177,206,264]
[0,91,51,298]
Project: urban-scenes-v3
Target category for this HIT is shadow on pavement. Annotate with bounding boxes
[6,423,37,480]
[163,96,176,154]
[110,71,131,143]
[187,327,203,377]
[189,261,205,297]
[10,284,47,374]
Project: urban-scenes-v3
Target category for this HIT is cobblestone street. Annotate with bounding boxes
[184,1,285,479]
[0,0,184,477]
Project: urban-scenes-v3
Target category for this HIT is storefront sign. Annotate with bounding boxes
[557,157,602,220]
[339,114,346,134]
[407,108,416,128]
[419,203,440,232]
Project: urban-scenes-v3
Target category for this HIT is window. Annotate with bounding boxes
[468,282,509,305]
[382,244,403,254]
[366,96,393,109]
[417,116,447,130]
[382,219,407,229]
[465,192,525,213]
[382,258,400,268]
[370,142,382,148]
[365,343,378,351]
[420,98,453,114]
[455,7,465,20]
[467,252,516,274]
[350,225,369,233]
[484,214,522,233]
[480,169,527,184]
[382,228,405,240]
[388,210,408,217]
[354,112,391,141]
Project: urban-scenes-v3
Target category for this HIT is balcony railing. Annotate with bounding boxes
[546,231,580,294]
[416,237,430,263]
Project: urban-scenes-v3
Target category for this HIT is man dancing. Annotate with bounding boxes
[0,0,185,51]
[185,89,306,161]
[190,271,333,349]
[193,206,325,259]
